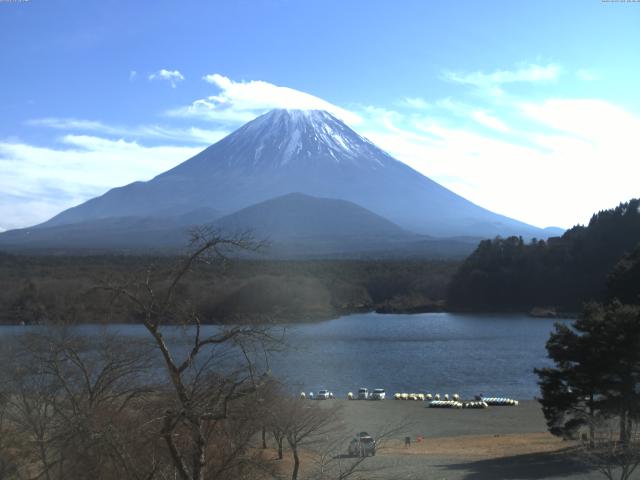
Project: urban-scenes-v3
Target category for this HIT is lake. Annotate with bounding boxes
[273,312,566,400]
[0,312,567,400]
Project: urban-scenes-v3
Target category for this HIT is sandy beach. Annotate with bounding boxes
[277,399,623,479]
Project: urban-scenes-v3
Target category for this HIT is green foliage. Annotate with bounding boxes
[607,244,640,305]
[535,302,640,443]
[448,198,640,311]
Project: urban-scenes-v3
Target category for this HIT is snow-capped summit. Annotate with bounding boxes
[34,108,548,239]
[190,109,387,170]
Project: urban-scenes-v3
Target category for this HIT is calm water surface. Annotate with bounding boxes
[0,312,567,400]
[273,312,566,399]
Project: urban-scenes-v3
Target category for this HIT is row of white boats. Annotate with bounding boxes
[299,389,519,408]
[398,394,518,408]
[393,393,518,405]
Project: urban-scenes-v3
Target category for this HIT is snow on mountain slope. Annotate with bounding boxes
[36,109,547,239]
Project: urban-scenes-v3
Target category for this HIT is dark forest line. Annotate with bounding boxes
[447,198,640,314]
[3,199,640,325]
[0,254,458,325]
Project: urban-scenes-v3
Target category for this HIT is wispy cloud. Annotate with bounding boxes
[361,96,640,229]
[148,69,185,88]
[429,98,512,133]
[443,63,561,89]
[399,97,431,110]
[27,117,227,145]
[129,70,137,81]
[168,73,362,125]
[519,98,640,143]
[470,110,511,133]
[0,137,201,229]
[11,68,639,231]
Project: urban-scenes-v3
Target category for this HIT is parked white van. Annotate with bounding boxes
[371,388,386,400]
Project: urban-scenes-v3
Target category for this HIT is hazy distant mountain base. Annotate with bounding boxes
[0,193,480,259]
[0,109,560,255]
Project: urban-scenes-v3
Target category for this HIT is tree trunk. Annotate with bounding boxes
[262,426,267,449]
[291,446,300,480]
[620,410,628,445]
[162,414,191,480]
[273,432,284,459]
[588,394,595,448]
[191,423,207,480]
[37,432,54,480]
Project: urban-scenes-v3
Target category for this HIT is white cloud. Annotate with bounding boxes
[400,97,431,109]
[443,63,561,88]
[0,137,201,229]
[0,198,70,233]
[148,69,185,88]
[168,73,362,125]
[29,118,106,131]
[161,72,640,227]
[27,117,227,145]
[9,70,639,233]
[519,98,640,146]
[471,110,511,133]
[129,70,137,81]
[428,99,512,133]
[360,97,640,229]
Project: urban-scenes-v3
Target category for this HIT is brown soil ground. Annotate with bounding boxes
[265,399,632,479]
[383,432,568,459]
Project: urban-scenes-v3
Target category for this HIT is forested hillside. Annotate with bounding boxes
[0,255,457,325]
[447,199,640,312]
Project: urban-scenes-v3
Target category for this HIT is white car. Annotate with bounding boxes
[317,390,332,400]
[348,433,376,457]
[357,387,369,400]
[371,388,386,400]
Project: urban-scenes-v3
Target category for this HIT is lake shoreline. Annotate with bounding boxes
[0,304,578,327]
[1,312,560,401]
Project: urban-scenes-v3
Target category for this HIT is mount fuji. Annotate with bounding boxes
[0,109,558,255]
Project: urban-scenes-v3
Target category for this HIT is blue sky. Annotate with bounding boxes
[1,0,639,231]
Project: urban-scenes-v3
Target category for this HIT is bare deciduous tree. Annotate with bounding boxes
[580,415,640,480]
[263,385,411,480]
[0,383,19,479]
[280,399,341,480]
[0,329,166,480]
[0,229,281,480]
[105,228,279,480]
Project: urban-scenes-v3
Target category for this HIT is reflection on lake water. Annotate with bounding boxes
[272,312,565,399]
[0,312,567,400]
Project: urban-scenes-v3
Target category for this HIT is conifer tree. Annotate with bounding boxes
[536,302,640,444]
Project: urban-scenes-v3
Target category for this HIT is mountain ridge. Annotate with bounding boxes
[0,192,482,258]
[36,109,552,239]
[0,109,563,256]
[214,192,412,240]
